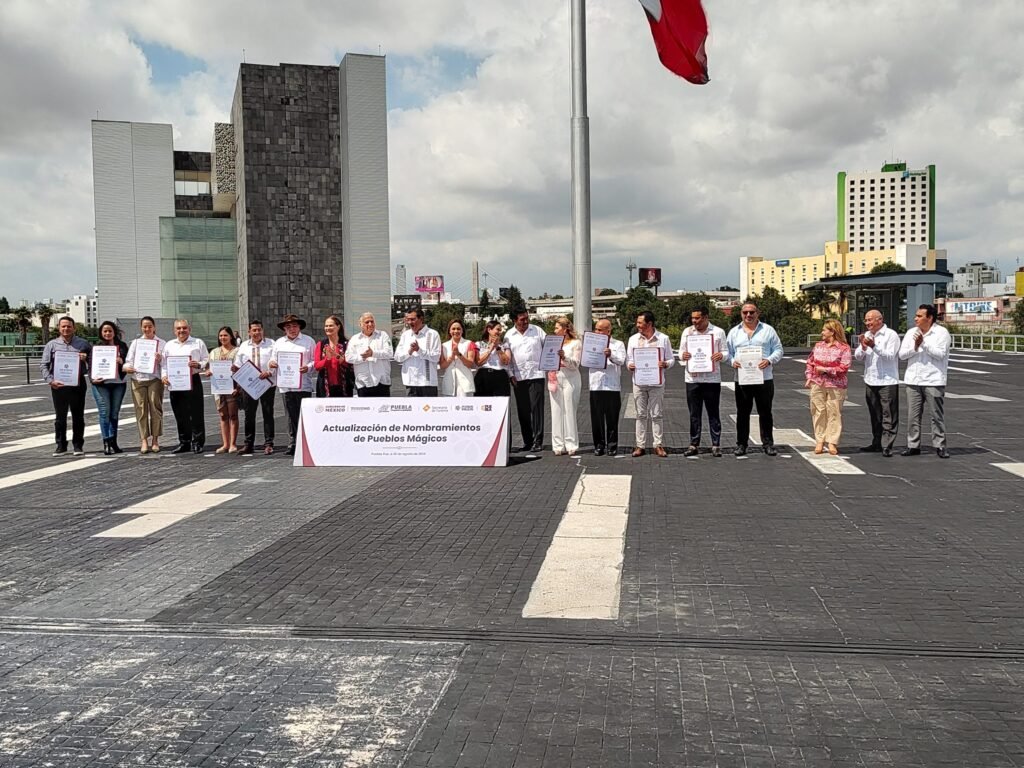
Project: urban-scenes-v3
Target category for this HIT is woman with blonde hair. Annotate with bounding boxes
[805,318,852,455]
[548,316,582,455]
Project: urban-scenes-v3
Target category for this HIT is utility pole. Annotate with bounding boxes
[626,260,637,289]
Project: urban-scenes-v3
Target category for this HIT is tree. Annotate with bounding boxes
[803,287,837,318]
[1011,299,1024,334]
[870,261,904,274]
[716,285,738,292]
[35,302,55,343]
[776,313,820,348]
[612,287,664,340]
[425,303,466,337]
[750,287,792,328]
[0,296,9,314]
[665,292,729,329]
[597,288,618,296]
[502,284,524,311]
[478,289,491,313]
[12,306,33,345]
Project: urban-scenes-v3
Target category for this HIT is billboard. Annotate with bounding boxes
[946,300,997,315]
[414,275,445,293]
[639,267,662,287]
[392,294,423,317]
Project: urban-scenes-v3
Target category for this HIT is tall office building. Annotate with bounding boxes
[395,265,407,294]
[92,54,390,341]
[837,162,935,252]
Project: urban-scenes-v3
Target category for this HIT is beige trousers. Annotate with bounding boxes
[131,378,164,441]
[809,383,846,445]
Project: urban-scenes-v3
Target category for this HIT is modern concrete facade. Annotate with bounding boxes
[951,262,1002,298]
[92,121,175,322]
[837,162,935,252]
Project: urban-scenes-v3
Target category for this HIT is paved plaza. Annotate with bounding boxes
[1,348,1022,767]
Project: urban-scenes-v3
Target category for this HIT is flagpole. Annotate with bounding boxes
[570,0,592,329]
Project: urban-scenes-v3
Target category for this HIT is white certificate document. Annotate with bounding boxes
[91,346,117,380]
[685,334,714,374]
[276,351,303,389]
[581,331,610,369]
[210,360,235,396]
[538,335,563,372]
[736,345,764,385]
[53,350,80,386]
[632,347,663,386]
[134,338,158,374]
[232,360,272,400]
[166,355,193,391]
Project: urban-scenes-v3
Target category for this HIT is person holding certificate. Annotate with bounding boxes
[234,320,277,455]
[39,316,92,456]
[678,306,729,457]
[161,318,210,454]
[123,316,165,454]
[587,319,627,457]
[90,321,129,455]
[805,319,852,455]
[313,315,354,398]
[726,302,784,457]
[547,316,582,456]
[206,326,240,454]
[269,313,316,457]
[626,311,675,457]
[439,319,477,397]
[345,313,394,397]
[505,308,546,453]
[394,308,442,396]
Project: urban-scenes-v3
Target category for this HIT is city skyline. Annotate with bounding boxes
[1,1,1022,305]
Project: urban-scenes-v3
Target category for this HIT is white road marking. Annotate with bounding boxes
[93,479,239,538]
[992,463,1024,479]
[0,425,103,456]
[522,474,631,620]
[793,389,861,406]
[779,428,867,475]
[0,459,111,491]
[0,383,46,390]
[945,393,1010,402]
[789,358,807,363]
[0,397,43,407]
[950,358,1007,366]
[721,381,735,391]
[948,366,991,374]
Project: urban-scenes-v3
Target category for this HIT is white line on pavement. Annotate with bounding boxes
[948,366,991,374]
[0,459,112,491]
[93,479,240,538]
[0,425,103,456]
[0,383,46,391]
[721,381,735,390]
[946,393,1010,402]
[522,474,631,620]
[0,397,43,407]
[992,463,1024,479]
[950,358,1007,366]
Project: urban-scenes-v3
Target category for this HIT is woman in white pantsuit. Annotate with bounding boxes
[548,316,582,455]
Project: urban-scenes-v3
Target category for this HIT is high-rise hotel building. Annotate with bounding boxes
[837,162,935,252]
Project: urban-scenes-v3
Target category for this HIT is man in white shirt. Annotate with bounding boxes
[898,304,951,459]
[269,313,316,457]
[394,308,442,396]
[725,302,785,457]
[234,320,276,455]
[588,318,627,457]
[345,313,394,397]
[854,309,900,457]
[678,306,729,457]
[160,318,209,454]
[505,307,546,453]
[626,311,675,457]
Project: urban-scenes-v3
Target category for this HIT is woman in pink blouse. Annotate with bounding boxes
[805,319,852,455]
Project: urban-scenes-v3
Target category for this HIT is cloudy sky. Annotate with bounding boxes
[1,0,1022,304]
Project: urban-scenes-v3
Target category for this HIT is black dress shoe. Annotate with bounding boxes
[764,444,778,457]
[859,445,881,453]
[192,444,204,454]
[532,443,543,453]
[594,447,605,456]
[734,445,747,457]
[936,447,950,459]
[238,444,254,456]
[882,448,893,457]
[516,445,531,453]
[901,447,921,456]
[711,446,722,457]
[285,445,296,456]
[172,444,191,454]
[683,445,699,458]
[607,448,617,457]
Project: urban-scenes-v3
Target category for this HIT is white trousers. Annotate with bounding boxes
[634,385,665,448]
[549,369,581,452]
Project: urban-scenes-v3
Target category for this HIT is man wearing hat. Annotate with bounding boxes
[269,314,316,456]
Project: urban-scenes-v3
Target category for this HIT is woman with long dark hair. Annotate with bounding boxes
[123,316,165,454]
[90,320,129,455]
[314,315,354,397]
[207,326,240,453]
[474,321,512,397]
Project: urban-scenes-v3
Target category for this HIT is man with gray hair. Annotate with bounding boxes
[854,309,900,457]
[345,313,394,397]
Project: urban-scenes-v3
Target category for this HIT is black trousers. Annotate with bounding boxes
[474,368,511,397]
[589,390,621,452]
[865,384,899,451]
[169,375,206,447]
[513,378,545,450]
[356,384,391,397]
[686,382,722,446]
[282,391,311,448]
[406,386,438,397]
[734,379,774,447]
[51,384,87,449]
[242,386,276,447]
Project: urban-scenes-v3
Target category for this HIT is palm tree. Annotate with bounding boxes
[804,288,837,318]
[12,306,33,345]
[35,302,55,343]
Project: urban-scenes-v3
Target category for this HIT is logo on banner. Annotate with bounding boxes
[480,404,492,411]
[422,404,431,412]
[315,404,324,413]
[457,405,474,411]
[390,404,413,412]
[378,404,390,413]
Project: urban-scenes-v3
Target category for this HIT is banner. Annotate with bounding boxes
[414,275,445,293]
[294,397,510,467]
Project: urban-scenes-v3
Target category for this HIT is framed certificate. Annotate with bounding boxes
[736,345,764,385]
[233,360,272,400]
[581,331,610,369]
[166,355,193,391]
[91,346,117,380]
[685,334,714,374]
[538,335,564,372]
[53,350,80,386]
[632,347,663,386]
[210,360,235,396]
[276,351,303,389]
[134,338,158,374]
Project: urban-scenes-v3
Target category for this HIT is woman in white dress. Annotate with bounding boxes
[439,319,477,397]
[548,315,582,455]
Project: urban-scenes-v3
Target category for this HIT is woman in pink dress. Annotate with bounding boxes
[805,319,852,455]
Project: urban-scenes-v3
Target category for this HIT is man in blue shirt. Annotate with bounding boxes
[726,302,784,456]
